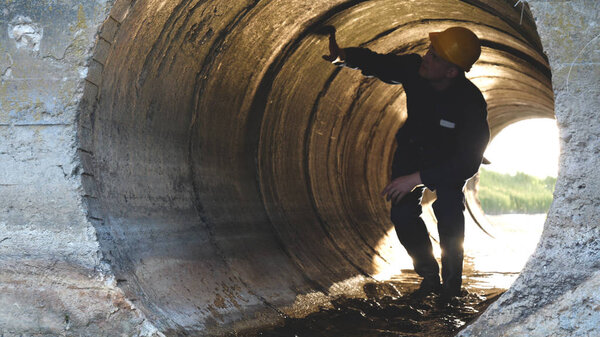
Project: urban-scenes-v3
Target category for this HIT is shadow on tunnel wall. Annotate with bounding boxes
[78,0,553,333]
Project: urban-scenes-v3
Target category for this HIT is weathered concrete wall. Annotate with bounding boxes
[0,0,598,336]
[0,1,155,335]
[460,1,600,336]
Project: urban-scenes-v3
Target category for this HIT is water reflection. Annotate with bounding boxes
[463,213,545,289]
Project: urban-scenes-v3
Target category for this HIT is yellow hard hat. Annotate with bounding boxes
[429,27,481,72]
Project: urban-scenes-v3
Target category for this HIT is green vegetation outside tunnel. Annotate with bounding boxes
[477,168,556,215]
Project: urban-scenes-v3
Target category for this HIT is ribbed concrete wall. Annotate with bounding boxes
[0,0,597,336]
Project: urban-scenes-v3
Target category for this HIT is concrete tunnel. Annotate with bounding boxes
[0,0,598,336]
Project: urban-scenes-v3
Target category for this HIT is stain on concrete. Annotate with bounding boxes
[7,15,43,52]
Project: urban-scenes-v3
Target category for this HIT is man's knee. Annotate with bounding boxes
[432,187,465,215]
[432,187,465,236]
[391,202,422,226]
[390,187,424,225]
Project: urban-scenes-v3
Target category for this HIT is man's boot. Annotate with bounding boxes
[409,244,441,298]
[412,275,442,298]
[439,235,464,300]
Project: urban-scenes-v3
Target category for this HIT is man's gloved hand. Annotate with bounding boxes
[382,172,423,204]
[320,26,346,63]
[315,25,336,36]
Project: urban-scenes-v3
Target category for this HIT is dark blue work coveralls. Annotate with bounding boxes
[339,48,490,295]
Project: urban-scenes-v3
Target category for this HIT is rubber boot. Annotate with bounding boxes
[390,187,441,296]
[432,186,466,300]
[406,229,441,298]
[439,235,464,299]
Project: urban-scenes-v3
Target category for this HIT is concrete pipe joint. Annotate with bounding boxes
[0,0,598,336]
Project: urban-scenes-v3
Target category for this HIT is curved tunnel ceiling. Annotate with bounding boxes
[84,0,554,334]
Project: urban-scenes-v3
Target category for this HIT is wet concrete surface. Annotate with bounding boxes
[238,214,544,337]
[243,278,503,337]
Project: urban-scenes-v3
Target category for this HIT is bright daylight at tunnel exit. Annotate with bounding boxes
[1,0,599,336]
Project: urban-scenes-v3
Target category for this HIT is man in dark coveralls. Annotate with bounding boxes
[323,26,490,300]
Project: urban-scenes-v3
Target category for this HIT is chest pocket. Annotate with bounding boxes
[440,119,456,129]
[435,100,460,129]
[438,118,458,147]
[435,104,460,155]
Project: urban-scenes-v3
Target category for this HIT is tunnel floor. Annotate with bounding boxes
[242,277,504,337]
[237,213,545,337]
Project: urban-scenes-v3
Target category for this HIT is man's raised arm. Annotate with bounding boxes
[321,26,420,85]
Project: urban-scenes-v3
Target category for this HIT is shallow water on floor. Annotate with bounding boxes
[239,278,503,337]
[240,214,545,337]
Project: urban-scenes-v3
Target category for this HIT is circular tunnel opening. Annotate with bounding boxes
[80,0,555,334]
[483,118,559,182]
[463,118,559,290]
